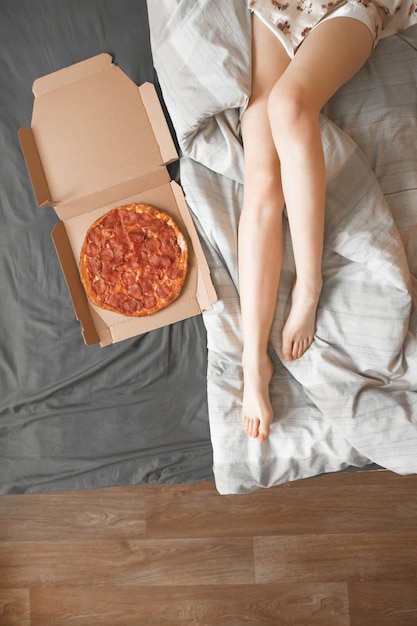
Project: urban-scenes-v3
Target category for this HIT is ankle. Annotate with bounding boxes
[293,275,322,299]
[242,350,273,375]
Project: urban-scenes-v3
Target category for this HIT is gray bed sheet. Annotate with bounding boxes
[0,0,214,494]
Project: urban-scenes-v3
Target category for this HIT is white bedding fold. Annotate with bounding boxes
[147,0,417,492]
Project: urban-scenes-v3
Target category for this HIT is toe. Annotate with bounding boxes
[257,426,270,442]
[294,341,304,359]
[250,418,260,438]
[297,337,312,359]
[281,342,294,361]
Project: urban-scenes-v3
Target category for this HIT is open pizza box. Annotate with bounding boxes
[18,53,217,347]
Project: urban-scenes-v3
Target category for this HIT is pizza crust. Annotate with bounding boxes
[80,203,188,316]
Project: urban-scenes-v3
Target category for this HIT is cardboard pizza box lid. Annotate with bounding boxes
[18,53,177,214]
[18,54,217,346]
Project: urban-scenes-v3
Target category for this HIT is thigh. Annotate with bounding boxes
[241,14,290,191]
[249,12,291,101]
[277,16,374,112]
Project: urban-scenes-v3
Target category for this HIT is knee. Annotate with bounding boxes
[267,80,313,143]
[242,164,285,219]
[244,168,283,207]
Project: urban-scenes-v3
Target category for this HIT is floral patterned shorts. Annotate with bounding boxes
[250,0,417,58]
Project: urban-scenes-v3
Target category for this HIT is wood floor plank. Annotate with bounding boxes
[0,589,30,626]
[145,476,417,539]
[254,533,417,584]
[0,487,146,542]
[0,538,254,587]
[1,473,417,623]
[30,583,350,626]
[348,581,417,626]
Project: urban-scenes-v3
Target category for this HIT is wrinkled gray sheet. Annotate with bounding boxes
[0,0,214,494]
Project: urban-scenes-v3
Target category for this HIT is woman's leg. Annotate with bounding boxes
[240,15,374,441]
[268,17,374,361]
[239,17,290,442]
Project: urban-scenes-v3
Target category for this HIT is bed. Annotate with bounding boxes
[1,0,417,495]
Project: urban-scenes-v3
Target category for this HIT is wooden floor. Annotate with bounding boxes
[1,470,417,625]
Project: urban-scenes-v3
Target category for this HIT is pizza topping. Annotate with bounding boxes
[80,203,188,317]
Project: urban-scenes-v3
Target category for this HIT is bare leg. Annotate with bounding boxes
[239,17,290,442]
[268,18,374,360]
[240,15,373,440]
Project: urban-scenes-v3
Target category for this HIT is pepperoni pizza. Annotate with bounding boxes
[80,203,188,316]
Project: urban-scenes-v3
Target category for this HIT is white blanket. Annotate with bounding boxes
[147,0,417,493]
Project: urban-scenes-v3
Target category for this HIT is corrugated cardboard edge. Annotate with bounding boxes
[51,222,100,345]
[18,128,52,207]
[171,181,217,311]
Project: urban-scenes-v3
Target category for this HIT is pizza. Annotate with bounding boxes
[79,203,188,316]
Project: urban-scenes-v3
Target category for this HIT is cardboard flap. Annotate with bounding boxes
[51,222,100,345]
[171,182,217,310]
[18,128,52,206]
[32,53,112,97]
[139,82,178,165]
[53,167,170,220]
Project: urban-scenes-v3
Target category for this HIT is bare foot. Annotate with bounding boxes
[241,355,274,442]
[281,278,322,361]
